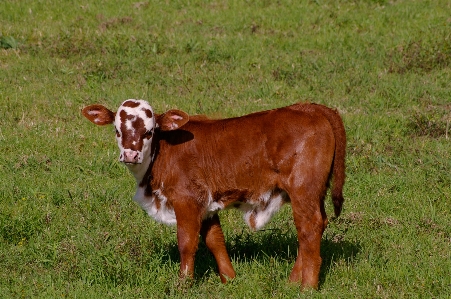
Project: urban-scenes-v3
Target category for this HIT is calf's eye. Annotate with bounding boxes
[144,130,153,138]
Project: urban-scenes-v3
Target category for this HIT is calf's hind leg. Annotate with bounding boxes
[200,214,236,283]
[288,187,328,289]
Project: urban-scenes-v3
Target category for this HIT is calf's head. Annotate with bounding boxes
[82,99,188,165]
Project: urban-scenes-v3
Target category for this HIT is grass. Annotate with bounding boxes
[1,0,451,297]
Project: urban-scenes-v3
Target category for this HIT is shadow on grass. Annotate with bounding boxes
[319,237,361,287]
[157,228,360,288]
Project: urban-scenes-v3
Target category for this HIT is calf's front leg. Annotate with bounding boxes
[174,203,202,279]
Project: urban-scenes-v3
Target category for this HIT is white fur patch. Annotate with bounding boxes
[133,188,227,225]
[132,186,285,230]
[203,192,225,219]
[133,187,177,225]
[125,119,135,131]
[241,191,286,231]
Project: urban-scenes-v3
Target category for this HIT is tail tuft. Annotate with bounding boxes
[332,191,344,217]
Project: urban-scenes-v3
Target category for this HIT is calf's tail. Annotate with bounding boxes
[313,104,346,217]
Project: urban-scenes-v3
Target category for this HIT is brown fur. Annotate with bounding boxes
[147,103,345,288]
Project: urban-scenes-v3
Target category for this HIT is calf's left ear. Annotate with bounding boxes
[156,110,189,131]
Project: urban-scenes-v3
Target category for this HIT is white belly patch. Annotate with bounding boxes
[133,187,286,230]
[133,188,226,226]
[241,190,286,231]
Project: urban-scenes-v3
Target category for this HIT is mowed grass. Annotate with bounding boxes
[1,0,451,297]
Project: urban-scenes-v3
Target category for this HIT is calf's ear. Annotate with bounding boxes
[82,105,116,125]
[156,110,189,131]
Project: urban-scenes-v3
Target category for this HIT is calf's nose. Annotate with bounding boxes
[121,151,140,163]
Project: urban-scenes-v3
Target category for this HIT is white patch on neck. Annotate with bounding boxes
[133,186,177,225]
[125,155,151,183]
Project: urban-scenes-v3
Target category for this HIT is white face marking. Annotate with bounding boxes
[125,119,135,131]
[114,99,156,182]
[116,100,155,132]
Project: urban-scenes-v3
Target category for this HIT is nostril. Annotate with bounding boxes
[122,151,140,163]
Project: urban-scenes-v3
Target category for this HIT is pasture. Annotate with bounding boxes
[1,0,451,297]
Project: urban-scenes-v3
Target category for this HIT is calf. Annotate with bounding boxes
[82,100,346,289]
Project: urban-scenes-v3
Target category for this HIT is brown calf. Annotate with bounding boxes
[82,100,346,289]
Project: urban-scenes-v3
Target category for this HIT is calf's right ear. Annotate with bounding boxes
[82,105,116,125]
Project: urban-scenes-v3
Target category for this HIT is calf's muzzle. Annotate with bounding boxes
[121,150,140,164]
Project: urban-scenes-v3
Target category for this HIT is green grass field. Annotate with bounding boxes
[2,0,451,297]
